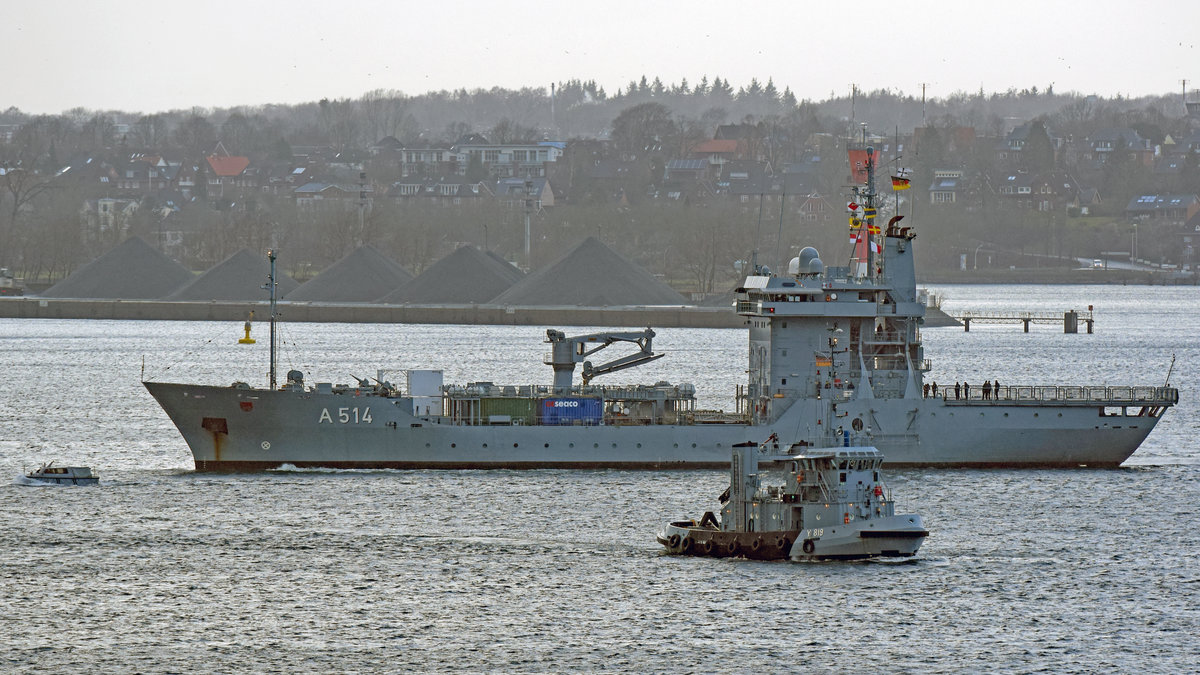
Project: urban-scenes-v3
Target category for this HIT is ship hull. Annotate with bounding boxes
[145,381,1167,471]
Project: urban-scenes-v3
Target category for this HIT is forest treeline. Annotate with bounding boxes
[2,78,1185,163]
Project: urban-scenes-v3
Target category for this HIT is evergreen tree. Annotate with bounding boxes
[1021,119,1056,173]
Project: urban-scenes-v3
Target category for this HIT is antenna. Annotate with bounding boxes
[265,249,278,390]
[919,82,929,127]
[774,183,787,273]
[752,192,765,273]
[358,169,367,239]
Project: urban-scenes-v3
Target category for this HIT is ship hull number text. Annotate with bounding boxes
[319,407,373,424]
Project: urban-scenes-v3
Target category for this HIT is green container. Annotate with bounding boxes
[479,397,537,425]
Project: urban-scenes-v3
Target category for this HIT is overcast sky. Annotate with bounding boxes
[4,0,1197,115]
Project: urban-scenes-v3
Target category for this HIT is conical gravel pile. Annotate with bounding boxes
[287,246,413,302]
[39,236,194,299]
[488,237,686,306]
[166,249,299,302]
[379,245,524,304]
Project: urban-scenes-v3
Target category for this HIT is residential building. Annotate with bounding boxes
[928,170,965,205]
[1125,194,1200,224]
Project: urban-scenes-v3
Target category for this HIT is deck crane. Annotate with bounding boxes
[545,328,665,391]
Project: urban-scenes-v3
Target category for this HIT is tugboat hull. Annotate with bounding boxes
[657,514,927,561]
[657,522,796,561]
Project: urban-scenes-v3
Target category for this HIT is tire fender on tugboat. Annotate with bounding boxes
[802,539,816,554]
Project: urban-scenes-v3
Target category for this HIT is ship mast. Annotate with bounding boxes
[848,125,880,281]
[865,143,878,279]
[266,249,278,389]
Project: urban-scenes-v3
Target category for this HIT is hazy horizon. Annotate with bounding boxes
[4,0,1197,116]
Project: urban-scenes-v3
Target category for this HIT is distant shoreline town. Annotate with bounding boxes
[2,80,1198,296]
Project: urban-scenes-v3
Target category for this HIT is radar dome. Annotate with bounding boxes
[796,247,823,274]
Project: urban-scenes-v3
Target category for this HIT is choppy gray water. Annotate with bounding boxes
[2,284,1198,672]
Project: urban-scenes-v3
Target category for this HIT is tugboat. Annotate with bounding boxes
[23,462,100,485]
[657,437,927,561]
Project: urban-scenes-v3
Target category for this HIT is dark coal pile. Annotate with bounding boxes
[166,249,299,302]
[39,236,194,299]
[378,245,524,304]
[484,250,526,285]
[488,237,687,306]
[287,246,413,302]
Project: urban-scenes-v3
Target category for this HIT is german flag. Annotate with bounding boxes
[891,176,911,191]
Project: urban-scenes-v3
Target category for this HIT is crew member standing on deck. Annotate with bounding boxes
[994,378,1001,400]
[931,381,938,398]
[955,382,961,400]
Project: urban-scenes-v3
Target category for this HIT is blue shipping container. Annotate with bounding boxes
[539,397,603,426]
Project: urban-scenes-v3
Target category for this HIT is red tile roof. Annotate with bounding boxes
[693,139,739,154]
[206,155,250,177]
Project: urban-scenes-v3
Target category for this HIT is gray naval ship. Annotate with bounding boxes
[658,440,927,561]
[144,149,1178,471]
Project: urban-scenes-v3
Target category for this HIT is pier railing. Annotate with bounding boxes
[937,385,1178,405]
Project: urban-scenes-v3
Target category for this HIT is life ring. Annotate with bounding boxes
[750,536,763,552]
[724,540,738,555]
[667,534,680,548]
[802,539,816,554]
[700,539,714,554]
[680,536,692,552]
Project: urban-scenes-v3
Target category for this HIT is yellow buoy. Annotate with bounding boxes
[238,311,256,344]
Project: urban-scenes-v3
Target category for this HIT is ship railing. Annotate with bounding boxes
[940,385,1178,404]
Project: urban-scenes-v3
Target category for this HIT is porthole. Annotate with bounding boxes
[451,443,456,448]
[594,443,599,448]
[673,443,679,448]
[482,443,488,448]
[513,443,519,448]
[425,443,430,448]
[569,443,575,448]
[612,443,617,448]
[636,443,642,448]
[544,443,549,448]
[692,443,697,448]
[1034,413,1039,417]
[1003,413,1009,417]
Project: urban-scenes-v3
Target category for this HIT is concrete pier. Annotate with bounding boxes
[0,297,745,328]
[954,309,1094,333]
